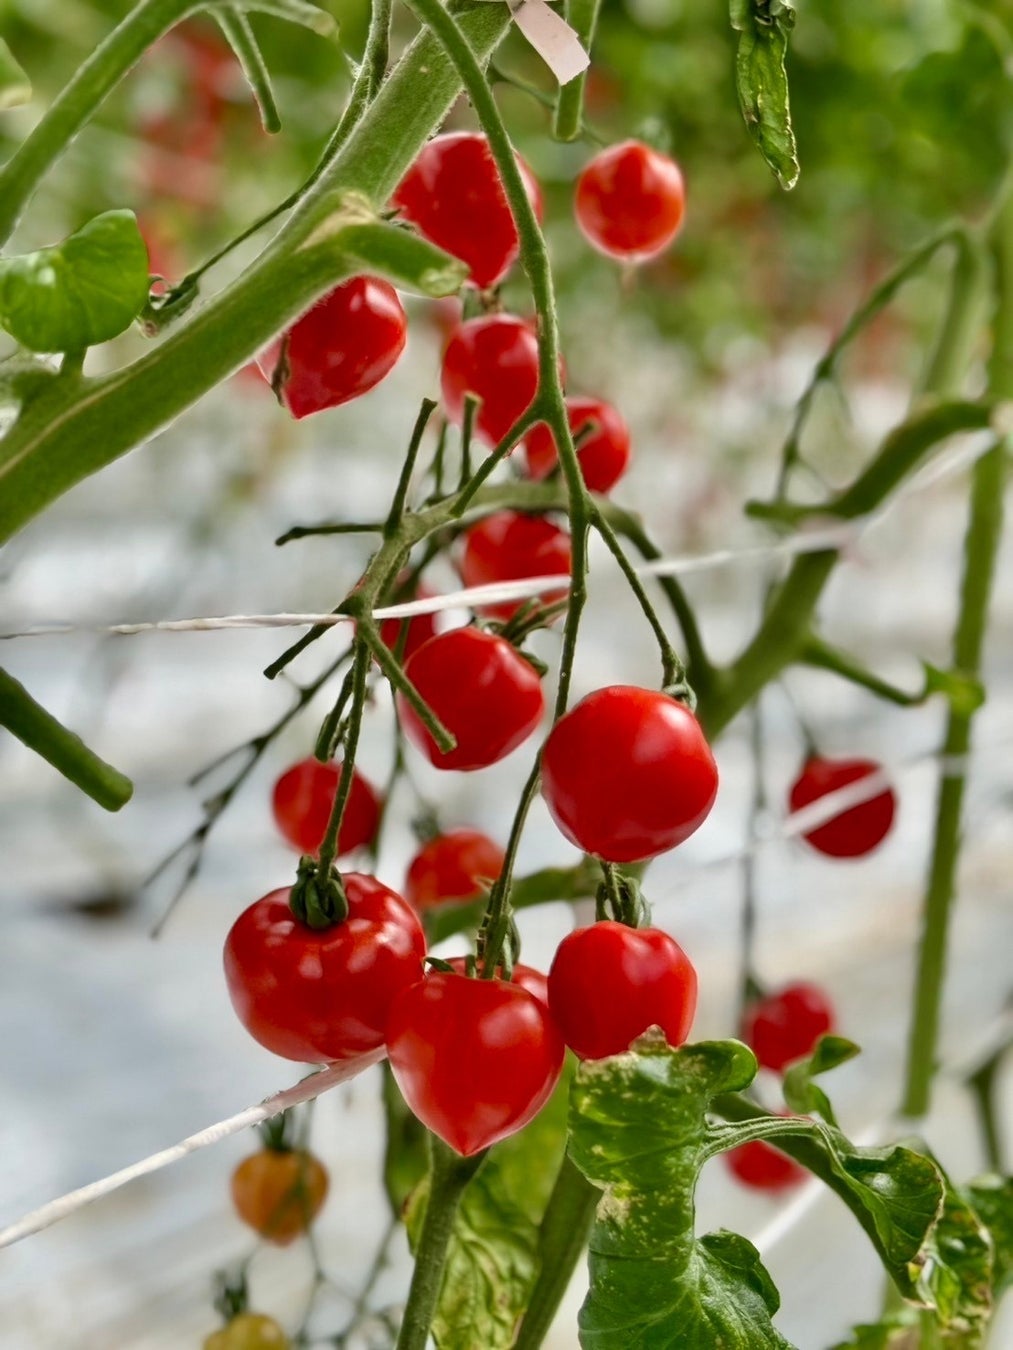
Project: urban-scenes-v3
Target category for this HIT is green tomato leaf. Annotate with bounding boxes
[913,1166,992,1341]
[407,1064,572,1349]
[0,210,150,353]
[828,1310,923,1349]
[729,0,800,190]
[782,1035,861,1126]
[0,38,31,109]
[964,1175,1013,1297]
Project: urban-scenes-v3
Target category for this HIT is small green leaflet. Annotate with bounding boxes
[0,38,31,109]
[406,1066,571,1349]
[964,1175,1013,1297]
[783,1035,860,1126]
[729,0,799,189]
[0,210,150,353]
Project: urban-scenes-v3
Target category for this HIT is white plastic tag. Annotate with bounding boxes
[506,0,590,85]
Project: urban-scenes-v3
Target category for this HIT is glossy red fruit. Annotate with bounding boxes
[405,829,506,910]
[271,758,380,858]
[397,627,545,771]
[744,982,835,1073]
[378,581,439,663]
[540,686,718,862]
[724,1138,806,1191]
[258,277,407,419]
[393,131,544,290]
[523,396,631,494]
[223,876,426,1062]
[457,511,571,620]
[575,140,686,261]
[386,971,564,1155]
[788,757,896,858]
[444,956,551,1008]
[547,921,697,1060]
[441,315,544,447]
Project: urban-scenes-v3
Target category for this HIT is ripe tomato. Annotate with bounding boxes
[258,276,407,419]
[441,315,546,447]
[397,628,545,771]
[223,876,426,1062]
[547,921,697,1060]
[378,581,439,662]
[540,686,718,862]
[743,982,835,1073]
[575,140,686,261]
[393,131,544,290]
[788,756,896,858]
[405,829,506,909]
[271,757,380,858]
[231,1147,329,1245]
[386,970,564,1155]
[444,955,551,1008]
[457,511,571,620]
[723,1138,806,1191]
[203,1313,290,1350]
[523,396,631,494]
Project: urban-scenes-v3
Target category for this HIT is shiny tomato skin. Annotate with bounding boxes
[223,878,426,1062]
[231,1148,329,1245]
[724,1139,806,1191]
[405,829,506,910]
[457,511,571,620]
[523,396,631,494]
[547,921,697,1060]
[440,315,543,447]
[444,956,550,1007]
[271,757,380,858]
[203,1313,290,1350]
[257,277,407,419]
[540,686,718,862]
[398,628,545,771]
[743,982,835,1073]
[575,140,686,261]
[386,971,565,1155]
[789,756,896,858]
[393,131,543,290]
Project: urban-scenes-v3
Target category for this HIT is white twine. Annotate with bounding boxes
[0,1055,381,1251]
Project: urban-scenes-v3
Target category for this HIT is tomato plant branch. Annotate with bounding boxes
[356,612,456,753]
[395,1136,485,1350]
[798,635,929,707]
[553,0,601,141]
[0,666,132,811]
[314,640,371,883]
[513,1156,598,1350]
[385,398,438,535]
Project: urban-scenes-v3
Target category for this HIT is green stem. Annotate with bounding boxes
[0,667,132,811]
[513,1157,598,1350]
[966,1046,1008,1172]
[799,635,927,707]
[901,439,1006,1118]
[919,231,987,398]
[385,398,438,536]
[215,7,281,135]
[316,640,370,876]
[396,1136,484,1350]
[0,0,198,246]
[356,613,456,753]
[552,0,601,142]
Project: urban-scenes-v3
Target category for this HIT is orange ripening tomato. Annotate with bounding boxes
[231,1147,329,1245]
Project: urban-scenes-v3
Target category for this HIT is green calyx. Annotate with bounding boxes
[288,855,349,929]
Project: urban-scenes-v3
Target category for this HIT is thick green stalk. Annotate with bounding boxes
[396,1138,484,1350]
[0,6,511,544]
[0,667,132,810]
[553,0,601,141]
[513,1157,597,1350]
[0,0,198,245]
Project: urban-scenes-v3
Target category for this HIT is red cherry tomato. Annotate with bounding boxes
[575,141,686,262]
[393,131,543,290]
[405,829,506,910]
[547,921,697,1060]
[540,686,718,862]
[457,511,571,620]
[271,757,380,858]
[386,971,564,1155]
[204,1313,290,1350]
[523,396,631,494]
[397,628,545,771]
[258,277,407,419]
[230,1148,329,1245]
[223,876,426,1062]
[378,581,439,663]
[444,956,551,1008]
[788,756,896,858]
[441,315,546,447]
[723,1138,806,1191]
[743,982,835,1073]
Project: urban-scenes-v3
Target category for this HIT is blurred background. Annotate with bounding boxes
[0,0,1011,1345]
